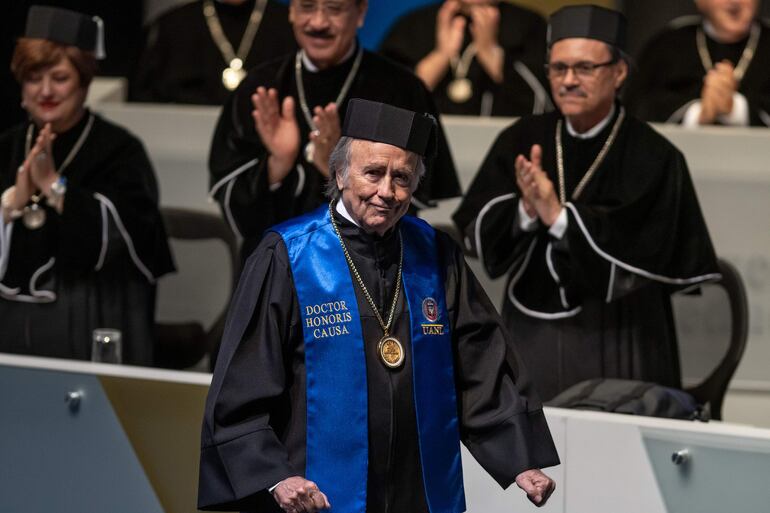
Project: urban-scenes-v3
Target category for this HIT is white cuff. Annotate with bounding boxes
[548,208,568,239]
[682,101,703,128]
[717,92,749,126]
[269,481,282,493]
[268,180,283,192]
[517,200,539,232]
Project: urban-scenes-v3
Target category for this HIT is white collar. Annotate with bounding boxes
[565,104,616,140]
[335,198,360,227]
[301,43,357,73]
[703,19,753,44]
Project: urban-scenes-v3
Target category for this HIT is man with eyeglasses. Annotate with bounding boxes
[626,0,770,127]
[208,0,460,263]
[454,5,719,402]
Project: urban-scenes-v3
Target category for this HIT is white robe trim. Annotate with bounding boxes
[208,158,259,199]
[565,202,721,285]
[507,237,582,319]
[513,60,553,115]
[474,192,517,268]
[0,257,56,303]
[93,192,156,284]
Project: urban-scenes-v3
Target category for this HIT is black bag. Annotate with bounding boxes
[546,378,707,421]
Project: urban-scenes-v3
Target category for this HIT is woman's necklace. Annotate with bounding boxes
[203,0,267,91]
[554,108,625,204]
[295,47,363,163]
[329,201,405,369]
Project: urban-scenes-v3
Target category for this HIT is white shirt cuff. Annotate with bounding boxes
[268,181,283,192]
[517,200,539,232]
[682,101,703,128]
[548,208,568,239]
[718,92,749,126]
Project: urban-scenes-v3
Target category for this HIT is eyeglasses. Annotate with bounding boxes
[294,1,355,18]
[545,59,617,79]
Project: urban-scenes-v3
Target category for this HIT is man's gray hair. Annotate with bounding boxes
[324,136,427,200]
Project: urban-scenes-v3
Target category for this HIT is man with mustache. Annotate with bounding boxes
[453,6,719,401]
[198,99,559,513]
[626,0,770,126]
[208,0,460,262]
[379,0,551,116]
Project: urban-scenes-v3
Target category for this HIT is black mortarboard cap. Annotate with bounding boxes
[342,99,437,159]
[547,5,627,52]
[24,5,105,58]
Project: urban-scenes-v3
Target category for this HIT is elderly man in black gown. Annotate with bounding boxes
[198,99,558,513]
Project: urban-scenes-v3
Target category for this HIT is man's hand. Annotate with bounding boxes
[436,0,465,61]
[469,4,503,83]
[272,476,331,513]
[515,468,556,507]
[699,61,737,124]
[251,87,300,185]
[416,1,465,90]
[515,144,562,226]
[309,103,341,177]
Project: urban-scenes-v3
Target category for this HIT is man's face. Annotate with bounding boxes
[290,0,367,69]
[548,38,627,125]
[696,0,757,41]
[337,140,418,236]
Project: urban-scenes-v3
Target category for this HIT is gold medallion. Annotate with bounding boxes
[447,78,473,103]
[222,58,246,91]
[23,202,46,230]
[304,141,316,163]
[378,336,404,369]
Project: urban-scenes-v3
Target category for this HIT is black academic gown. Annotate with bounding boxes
[379,2,551,116]
[198,207,559,512]
[130,0,296,105]
[208,47,461,260]
[625,18,770,126]
[0,112,175,365]
[453,107,720,401]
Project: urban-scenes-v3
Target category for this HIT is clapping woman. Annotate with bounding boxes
[0,6,174,364]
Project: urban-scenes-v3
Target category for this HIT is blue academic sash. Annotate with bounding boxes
[272,205,465,513]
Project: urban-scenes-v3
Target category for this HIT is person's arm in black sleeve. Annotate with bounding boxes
[198,234,300,511]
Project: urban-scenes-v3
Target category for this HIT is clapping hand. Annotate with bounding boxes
[699,60,737,124]
[515,144,561,226]
[436,0,466,61]
[251,87,300,184]
[308,103,341,177]
[28,123,59,192]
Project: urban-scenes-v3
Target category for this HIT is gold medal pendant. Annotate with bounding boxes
[22,202,46,230]
[304,141,316,163]
[447,78,473,103]
[378,336,404,369]
[222,58,246,91]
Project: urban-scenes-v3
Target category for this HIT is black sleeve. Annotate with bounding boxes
[451,122,535,276]
[198,234,301,511]
[440,233,560,486]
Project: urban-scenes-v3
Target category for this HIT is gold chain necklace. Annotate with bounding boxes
[203,0,267,90]
[696,22,759,82]
[295,47,363,163]
[328,201,406,369]
[555,108,625,204]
